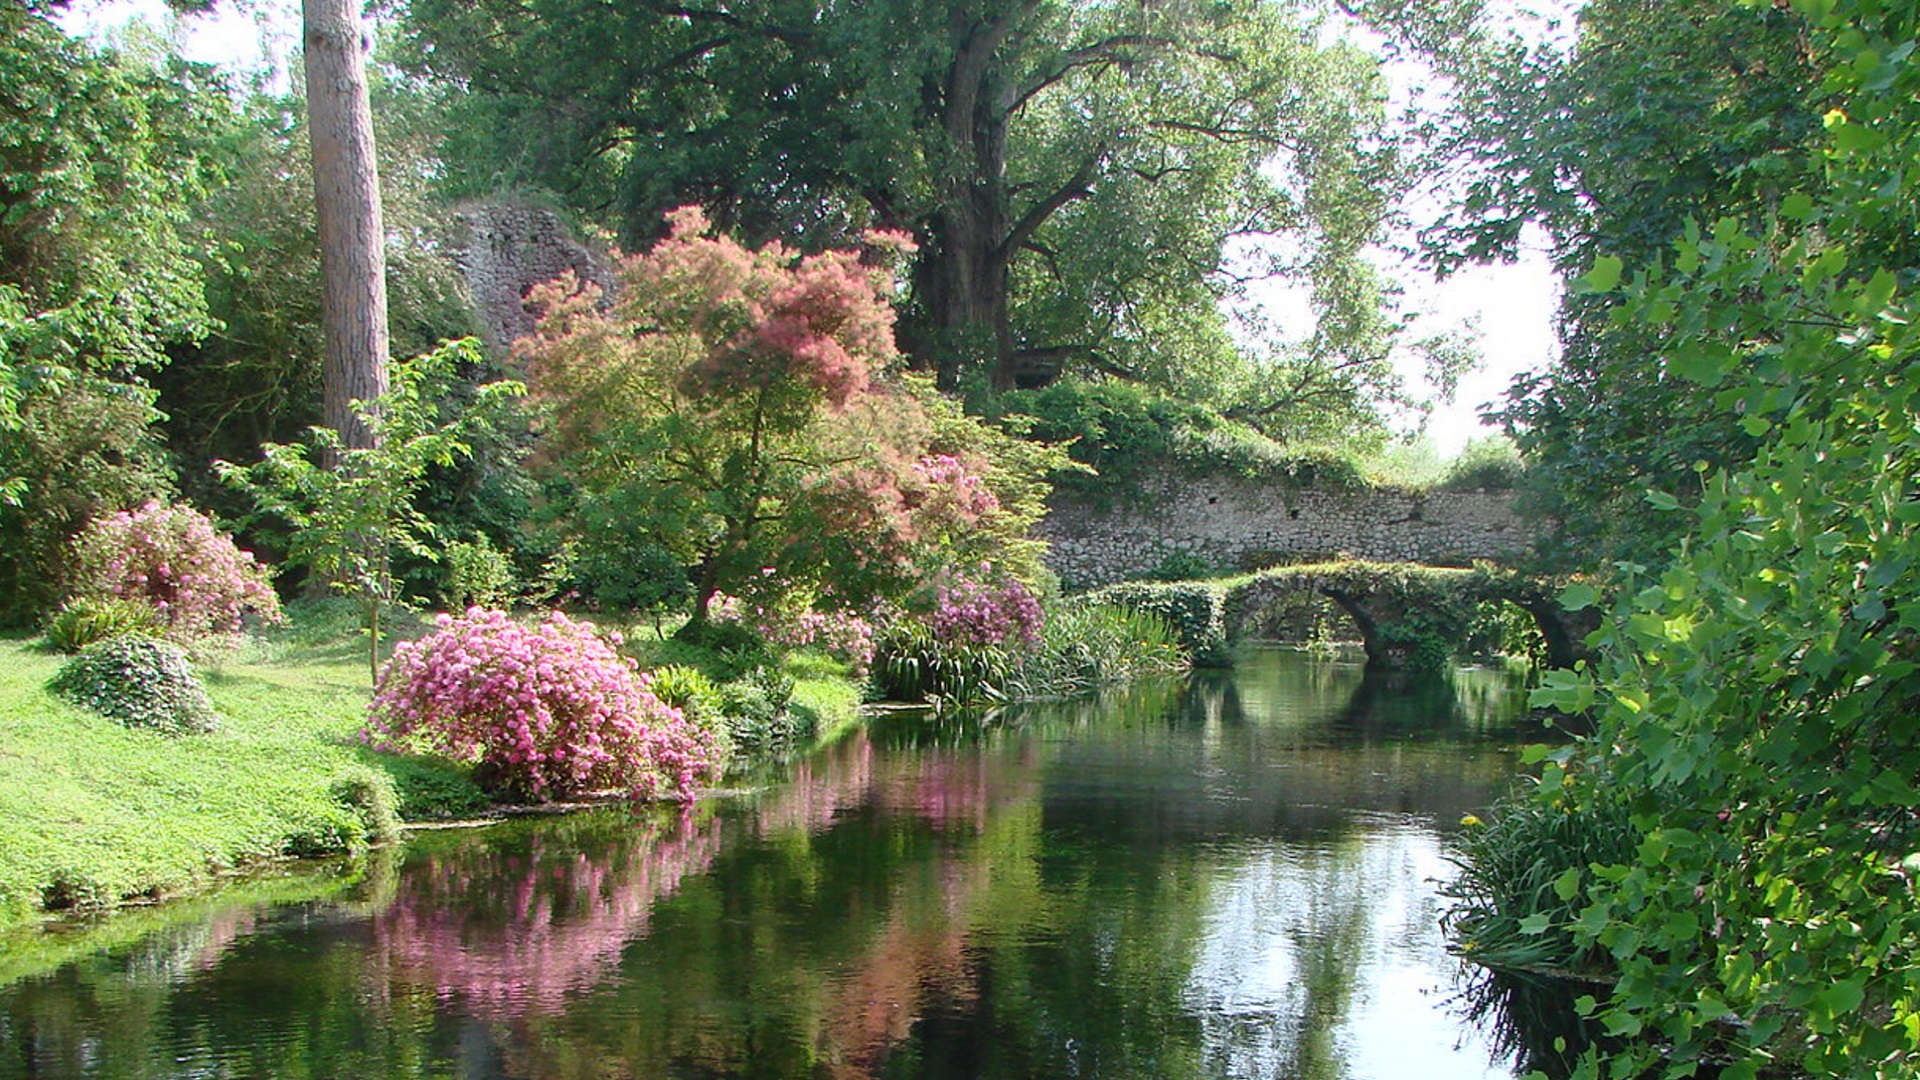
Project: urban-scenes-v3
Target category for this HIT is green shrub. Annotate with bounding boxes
[370,753,491,821]
[650,663,734,769]
[48,634,218,735]
[43,596,161,653]
[441,535,516,609]
[1436,436,1527,492]
[1084,580,1232,666]
[295,766,405,854]
[1138,549,1215,582]
[1440,793,1638,974]
[720,666,811,750]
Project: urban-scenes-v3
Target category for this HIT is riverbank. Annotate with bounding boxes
[0,613,865,932]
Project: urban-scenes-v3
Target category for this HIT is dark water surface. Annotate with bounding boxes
[0,650,1550,1079]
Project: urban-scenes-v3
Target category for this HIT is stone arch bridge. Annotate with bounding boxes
[1089,561,1596,671]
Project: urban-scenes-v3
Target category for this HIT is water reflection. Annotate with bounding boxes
[0,651,1558,1079]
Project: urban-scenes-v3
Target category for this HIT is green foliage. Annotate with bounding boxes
[1003,603,1189,700]
[989,380,1370,505]
[1434,436,1527,493]
[1138,549,1216,583]
[1491,1,1920,1074]
[155,76,479,516]
[1084,580,1234,667]
[440,535,515,610]
[1430,0,1823,566]
[43,596,162,654]
[47,634,218,736]
[218,338,524,680]
[0,10,227,378]
[870,621,1018,707]
[398,0,1419,402]
[648,663,733,771]
[1441,793,1639,974]
[718,666,810,752]
[367,752,489,822]
[0,373,174,622]
[286,766,403,856]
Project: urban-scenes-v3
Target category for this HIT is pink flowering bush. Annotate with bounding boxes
[930,568,1044,650]
[68,500,282,643]
[710,590,877,675]
[367,608,720,802]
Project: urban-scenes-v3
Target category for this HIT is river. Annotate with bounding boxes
[0,648,1566,1079]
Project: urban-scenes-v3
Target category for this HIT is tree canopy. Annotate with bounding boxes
[393,0,1419,421]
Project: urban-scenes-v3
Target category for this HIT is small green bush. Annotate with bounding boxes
[43,596,161,653]
[370,753,491,821]
[48,634,218,735]
[441,536,516,610]
[650,663,734,770]
[1138,549,1215,582]
[1436,436,1527,492]
[720,665,811,750]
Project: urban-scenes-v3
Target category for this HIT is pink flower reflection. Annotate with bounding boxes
[373,811,722,1018]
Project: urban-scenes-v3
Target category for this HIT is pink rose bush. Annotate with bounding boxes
[367,608,720,802]
[68,500,282,643]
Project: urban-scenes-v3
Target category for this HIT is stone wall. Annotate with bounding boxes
[1039,470,1537,590]
[450,200,615,352]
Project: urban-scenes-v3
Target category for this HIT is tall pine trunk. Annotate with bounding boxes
[304,0,389,452]
[304,0,390,672]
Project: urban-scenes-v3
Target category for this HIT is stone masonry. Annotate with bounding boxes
[1040,468,1537,590]
[450,199,615,353]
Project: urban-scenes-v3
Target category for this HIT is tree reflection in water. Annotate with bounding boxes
[0,650,1579,1080]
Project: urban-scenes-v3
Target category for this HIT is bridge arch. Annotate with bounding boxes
[1092,561,1594,672]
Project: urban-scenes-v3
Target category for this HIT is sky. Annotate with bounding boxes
[61,0,1565,455]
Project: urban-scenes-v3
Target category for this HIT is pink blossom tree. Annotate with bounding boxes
[517,208,1064,625]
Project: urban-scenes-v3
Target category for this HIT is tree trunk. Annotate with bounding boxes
[304,0,389,452]
[913,12,1022,392]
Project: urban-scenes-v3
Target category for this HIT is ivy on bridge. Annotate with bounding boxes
[1086,561,1596,672]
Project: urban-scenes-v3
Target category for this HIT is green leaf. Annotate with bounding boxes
[1553,866,1583,901]
[1780,192,1815,221]
[1518,913,1553,936]
[1559,582,1599,611]
[1578,255,1623,294]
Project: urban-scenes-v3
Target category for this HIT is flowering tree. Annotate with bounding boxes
[67,501,282,644]
[368,608,719,802]
[518,208,1063,624]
